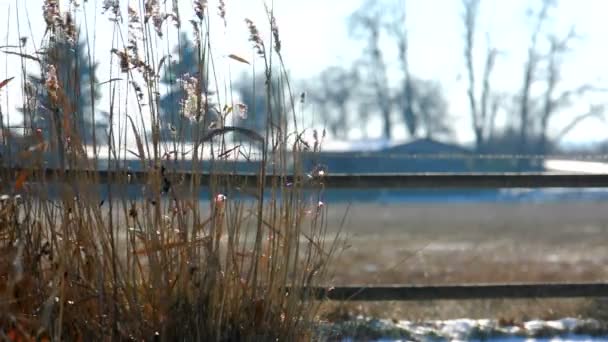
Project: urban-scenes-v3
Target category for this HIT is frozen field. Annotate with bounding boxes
[320,202,608,321]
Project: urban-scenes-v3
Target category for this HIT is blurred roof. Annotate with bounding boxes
[383,138,471,155]
[321,138,394,152]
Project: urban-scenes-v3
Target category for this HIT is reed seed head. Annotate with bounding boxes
[45,64,59,103]
[194,0,207,20]
[236,103,248,119]
[180,74,206,121]
[102,0,121,19]
[245,18,265,58]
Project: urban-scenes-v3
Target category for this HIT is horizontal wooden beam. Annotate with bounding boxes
[306,283,608,301]
[306,173,608,189]
[3,168,608,188]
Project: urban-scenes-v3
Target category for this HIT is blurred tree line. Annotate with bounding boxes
[305,0,454,142]
[9,29,107,168]
[19,32,106,147]
[302,0,605,155]
[147,0,606,157]
[13,0,605,158]
[461,0,604,155]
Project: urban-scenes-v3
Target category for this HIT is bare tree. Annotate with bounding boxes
[537,29,605,153]
[349,0,394,140]
[342,0,454,141]
[308,66,359,139]
[234,73,285,136]
[517,0,554,155]
[411,79,453,139]
[553,104,605,143]
[487,93,503,142]
[356,101,373,139]
[385,1,417,136]
[480,44,499,141]
[462,0,500,151]
[516,0,605,154]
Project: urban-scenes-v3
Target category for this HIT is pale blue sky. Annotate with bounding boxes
[0,0,606,148]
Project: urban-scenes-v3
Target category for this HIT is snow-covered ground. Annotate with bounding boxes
[318,317,607,341]
[544,159,608,174]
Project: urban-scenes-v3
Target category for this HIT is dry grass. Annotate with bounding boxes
[0,1,339,341]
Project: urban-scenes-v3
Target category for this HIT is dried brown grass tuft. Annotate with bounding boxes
[0,1,339,340]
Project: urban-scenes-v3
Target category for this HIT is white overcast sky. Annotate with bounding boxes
[0,0,607,148]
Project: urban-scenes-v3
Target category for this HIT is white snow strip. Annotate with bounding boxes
[544,159,608,174]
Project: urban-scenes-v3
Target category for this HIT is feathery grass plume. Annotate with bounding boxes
[245,18,266,58]
[111,46,155,82]
[131,80,144,100]
[42,0,77,44]
[265,4,282,54]
[62,12,77,44]
[128,5,140,24]
[170,0,181,28]
[218,0,227,27]
[42,0,62,33]
[127,4,142,39]
[236,102,248,119]
[190,20,202,46]
[194,0,207,20]
[127,6,143,59]
[101,0,121,20]
[179,73,207,122]
[144,0,166,37]
[45,65,59,103]
[111,48,130,73]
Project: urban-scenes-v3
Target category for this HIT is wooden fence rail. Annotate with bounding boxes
[306,283,608,301]
[3,168,608,188]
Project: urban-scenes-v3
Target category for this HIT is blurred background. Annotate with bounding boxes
[0,0,607,156]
